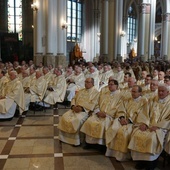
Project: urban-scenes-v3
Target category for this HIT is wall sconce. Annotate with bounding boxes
[62,21,68,29]
[120,31,126,37]
[31,3,38,11]
[97,32,101,37]
[97,32,101,42]
[134,38,137,42]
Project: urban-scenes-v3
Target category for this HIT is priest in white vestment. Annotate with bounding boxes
[99,65,114,91]
[0,71,25,119]
[43,66,53,86]
[66,66,85,101]
[81,79,123,145]
[105,85,148,161]
[29,71,48,103]
[44,69,67,105]
[143,79,158,100]
[21,70,31,111]
[118,72,131,90]
[165,131,170,155]
[0,69,9,97]
[141,74,152,95]
[113,66,124,84]
[128,84,170,169]
[85,66,99,90]
[58,78,99,146]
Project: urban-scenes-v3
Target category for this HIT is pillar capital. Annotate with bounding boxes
[139,3,151,14]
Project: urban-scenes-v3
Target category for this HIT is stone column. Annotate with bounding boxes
[149,0,156,61]
[116,0,124,62]
[92,0,100,60]
[44,0,56,66]
[138,3,151,61]
[161,13,170,60]
[33,0,44,64]
[108,0,115,62]
[55,0,67,67]
[100,0,109,62]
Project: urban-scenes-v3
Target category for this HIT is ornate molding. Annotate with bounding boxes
[139,4,151,14]
[35,53,43,55]
[46,53,53,55]
[57,53,64,55]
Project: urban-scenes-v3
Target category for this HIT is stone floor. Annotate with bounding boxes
[0,105,169,170]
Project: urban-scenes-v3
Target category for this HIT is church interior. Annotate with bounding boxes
[0,0,170,169]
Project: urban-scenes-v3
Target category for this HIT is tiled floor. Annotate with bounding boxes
[0,105,169,170]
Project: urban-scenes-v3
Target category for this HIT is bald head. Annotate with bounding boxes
[36,71,43,79]
[158,84,169,99]
[158,71,165,81]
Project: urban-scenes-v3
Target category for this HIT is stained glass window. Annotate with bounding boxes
[127,5,136,43]
[8,0,22,40]
[67,0,82,42]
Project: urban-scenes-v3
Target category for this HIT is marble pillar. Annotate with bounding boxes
[138,3,151,61]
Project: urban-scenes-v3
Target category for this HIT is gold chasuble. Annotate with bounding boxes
[105,96,148,161]
[128,96,170,155]
[81,90,123,140]
[58,86,99,133]
[0,78,25,114]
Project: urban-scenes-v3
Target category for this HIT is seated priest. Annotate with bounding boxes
[58,78,99,146]
[43,69,67,105]
[21,70,31,111]
[128,84,170,170]
[80,79,123,148]
[105,85,148,161]
[29,70,48,110]
[0,69,9,97]
[0,71,25,120]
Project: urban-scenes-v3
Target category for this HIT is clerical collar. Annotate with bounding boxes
[134,96,141,102]
[159,96,169,103]
[86,86,94,92]
[110,90,117,95]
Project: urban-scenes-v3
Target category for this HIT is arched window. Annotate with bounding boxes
[127,5,136,43]
[67,0,82,42]
[7,0,22,40]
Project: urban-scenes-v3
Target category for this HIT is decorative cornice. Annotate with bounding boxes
[35,53,43,55]
[46,53,53,55]
[57,53,64,56]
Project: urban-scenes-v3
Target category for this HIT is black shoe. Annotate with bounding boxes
[14,109,20,117]
[29,102,36,110]
[0,117,13,121]
[83,142,92,150]
[135,161,146,169]
[34,105,44,111]
[145,160,157,170]
[97,145,106,154]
